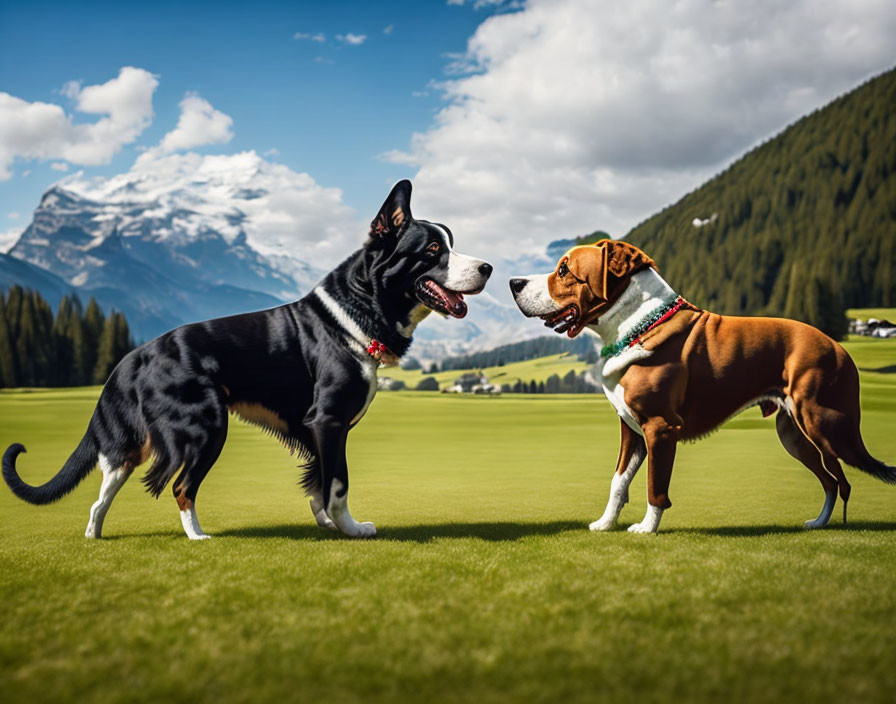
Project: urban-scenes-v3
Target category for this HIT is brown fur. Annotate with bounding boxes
[228,402,289,434]
[552,241,891,523]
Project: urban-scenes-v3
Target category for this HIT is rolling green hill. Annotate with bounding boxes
[625,67,896,336]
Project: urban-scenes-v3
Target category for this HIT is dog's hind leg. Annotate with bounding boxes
[85,454,134,539]
[776,411,839,528]
[171,421,228,541]
[590,420,646,531]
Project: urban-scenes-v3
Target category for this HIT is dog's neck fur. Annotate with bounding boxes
[588,268,678,346]
[310,249,423,358]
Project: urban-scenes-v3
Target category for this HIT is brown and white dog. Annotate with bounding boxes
[510,240,895,533]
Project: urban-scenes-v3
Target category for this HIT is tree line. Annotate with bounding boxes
[0,286,134,388]
[623,67,896,340]
[500,370,598,394]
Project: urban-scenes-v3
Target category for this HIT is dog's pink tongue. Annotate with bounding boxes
[444,290,467,318]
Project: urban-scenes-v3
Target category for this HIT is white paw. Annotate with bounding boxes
[85,528,101,539]
[342,521,377,538]
[627,522,657,534]
[589,517,616,531]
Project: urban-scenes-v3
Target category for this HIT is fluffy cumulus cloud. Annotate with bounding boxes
[392,0,896,261]
[0,66,157,179]
[158,93,234,153]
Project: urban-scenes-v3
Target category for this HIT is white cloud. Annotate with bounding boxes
[50,162,69,171]
[294,32,326,42]
[383,24,394,35]
[7,211,19,219]
[336,33,366,45]
[158,93,234,153]
[0,228,22,253]
[0,66,158,180]
[391,0,896,265]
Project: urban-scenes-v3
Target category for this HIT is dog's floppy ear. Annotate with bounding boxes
[566,244,610,304]
[604,240,656,279]
[568,240,656,306]
[370,180,413,239]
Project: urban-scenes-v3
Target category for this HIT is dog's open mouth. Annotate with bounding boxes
[415,278,468,318]
[541,305,581,337]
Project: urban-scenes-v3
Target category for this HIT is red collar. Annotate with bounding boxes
[365,339,398,365]
[628,296,689,349]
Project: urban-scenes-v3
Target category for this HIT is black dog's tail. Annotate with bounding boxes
[3,431,99,505]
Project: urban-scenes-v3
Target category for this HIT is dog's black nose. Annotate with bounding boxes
[479,262,493,278]
[509,278,528,294]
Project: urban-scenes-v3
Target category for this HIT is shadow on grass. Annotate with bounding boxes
[860,364,896,374]
[216,520,583,542]
[663,520,896,537]
[107,520,896,542]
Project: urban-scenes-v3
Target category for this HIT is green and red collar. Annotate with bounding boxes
[599,296,689,359]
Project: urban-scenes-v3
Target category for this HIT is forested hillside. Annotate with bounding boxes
[625,67,896,337]
[0,287,134,388]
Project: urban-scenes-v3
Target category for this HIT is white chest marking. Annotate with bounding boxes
[312,286,380,426]
[351,364,378,426]
[586,268,682,435]
[602,380,643,436]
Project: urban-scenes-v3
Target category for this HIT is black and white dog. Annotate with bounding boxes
[3,180,492,539]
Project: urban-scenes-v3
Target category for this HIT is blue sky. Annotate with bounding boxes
[2,0,895,264]
[0,0,503,234]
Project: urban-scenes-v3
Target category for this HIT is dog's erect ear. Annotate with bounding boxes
[370,180,413,239]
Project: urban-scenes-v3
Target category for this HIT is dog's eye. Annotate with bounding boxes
[558,262,569,277]
[426,242,440,254]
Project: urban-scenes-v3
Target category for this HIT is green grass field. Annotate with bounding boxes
[1,335,895,704]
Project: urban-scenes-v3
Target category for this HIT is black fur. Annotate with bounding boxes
[2,180,492,535]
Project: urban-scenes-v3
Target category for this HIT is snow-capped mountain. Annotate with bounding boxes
[6,151,356,340]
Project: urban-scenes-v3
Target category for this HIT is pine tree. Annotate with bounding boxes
[66,297,89,386]
[31,290,56,385]
[83,298,105,379]
[53,295,75,386]
[0,296,16,388]
[15,294,38,386]
[92,315,116,385]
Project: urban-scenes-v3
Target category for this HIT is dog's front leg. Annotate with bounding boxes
[628,415,680,534]
[310,419,376,538]
[590,420,646,531]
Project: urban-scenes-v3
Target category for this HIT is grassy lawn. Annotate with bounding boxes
[1,337,895,704]
[847,306,896,321]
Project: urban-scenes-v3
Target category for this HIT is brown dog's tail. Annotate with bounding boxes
[854,453,896,484]
[2,430,99,505]
[835,427,896,484]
